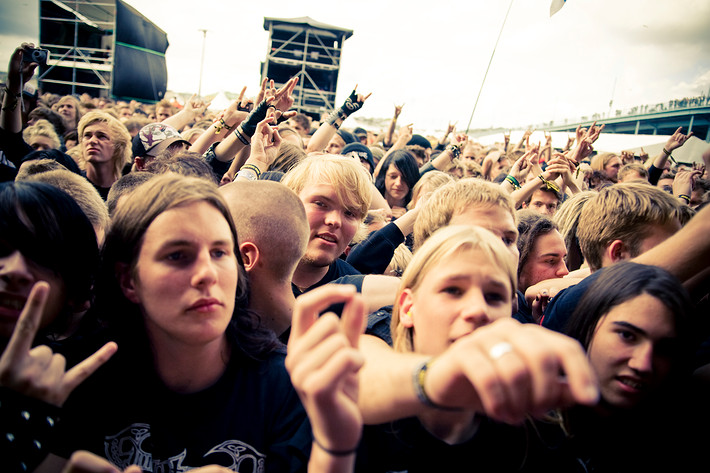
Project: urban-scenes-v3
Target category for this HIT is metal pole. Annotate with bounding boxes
[198,29,208,97]
[465,0,515,134]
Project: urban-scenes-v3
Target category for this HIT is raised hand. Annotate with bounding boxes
[0,282,117,407]
[8,43,39,86]
[424,318,599,424]
[271,76,299,113]
[286,284,365,456]
[393,103,404,119]
[184,93,210,117]
[665,126,694,152]
[247,116,282,168]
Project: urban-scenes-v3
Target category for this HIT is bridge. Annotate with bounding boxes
[536,96,710,142]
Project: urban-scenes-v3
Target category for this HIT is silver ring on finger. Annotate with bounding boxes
[489,341,514,361]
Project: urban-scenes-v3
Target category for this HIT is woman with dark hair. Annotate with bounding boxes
[45,173,310,472]
[559,261,701,471]
[374,150,420,217]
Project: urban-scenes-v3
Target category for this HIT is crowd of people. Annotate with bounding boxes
[2,42,710,473]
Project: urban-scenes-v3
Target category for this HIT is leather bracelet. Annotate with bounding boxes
[413,359,463,411]
[312,435,358,457]
[234,127,250,146]
[448,144,462,159]
[663,148,677,165]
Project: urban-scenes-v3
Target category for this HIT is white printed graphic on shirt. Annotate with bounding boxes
[104,423,266,473]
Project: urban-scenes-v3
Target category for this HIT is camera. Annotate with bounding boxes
[22,48,49,66]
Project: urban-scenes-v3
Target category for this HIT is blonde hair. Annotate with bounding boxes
[578,182,680,271]
[391,225,517,353]
[281,154,373,220]
[413,178,516,250]
[386,243,413,277]
[590,152,619,173]
[409,170,454,209]
[54,95,82,129]
[23,169,110,241]
[22,119,61,150]
[78,110,132,179]
[270,141,306,173]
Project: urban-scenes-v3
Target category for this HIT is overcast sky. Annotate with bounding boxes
[3,0,710,134]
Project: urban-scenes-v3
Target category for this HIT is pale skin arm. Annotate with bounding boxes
[383,104,404,147]
[37,450,234,473]
[358,318,599,425]
[162,93,210,130]
[286,285,366,473]
[360,274,400,314]
[1,44,38,133]
[306,87,371,154]
[368,184,392,214]
[188,90,248,156]
[632,203,710,285]
[649,126,693,170]
[428,133,467,172]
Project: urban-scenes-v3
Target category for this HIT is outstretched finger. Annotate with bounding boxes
[341,293,366,349]
[290,285,357,341]
[62,341,118,398]
[3,281,49,361]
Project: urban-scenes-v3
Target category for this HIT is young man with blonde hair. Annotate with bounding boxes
[541,182,681,331]
[77,110,132,199]
[281,154,373,293]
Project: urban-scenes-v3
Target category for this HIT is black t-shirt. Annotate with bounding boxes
[355,415,580,473]
[54,342,311,473]
[541,269,605,333]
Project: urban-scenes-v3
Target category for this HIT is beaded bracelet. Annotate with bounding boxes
[412,359,463,411]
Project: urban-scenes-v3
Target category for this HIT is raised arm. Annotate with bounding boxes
[383,103,404,148]
[306,87,371,154]
[358,318,599,425]
[650,127,693,171]
[162,93,210,131]
[286,285,366,473]
[1,44,38,133]
[0,282,117,472]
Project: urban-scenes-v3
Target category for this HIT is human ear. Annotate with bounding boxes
[133,156,145,171]
[116,262,140,304]
[398,288,415,328]
[606,239,631,264]
[239,242,260,272]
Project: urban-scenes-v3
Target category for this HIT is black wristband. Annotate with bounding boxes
[240,100,270,137]
[0,387,61,473]
[340,89,364,118]
[313,435,358,457]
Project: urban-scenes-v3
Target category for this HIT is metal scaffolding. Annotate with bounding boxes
[38,0,116,97]
[262,17,353,119]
